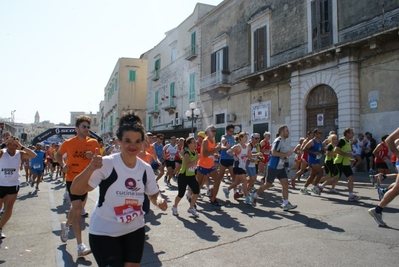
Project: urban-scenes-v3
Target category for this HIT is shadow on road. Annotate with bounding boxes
[57,244,93,266]
[142,231,164,267]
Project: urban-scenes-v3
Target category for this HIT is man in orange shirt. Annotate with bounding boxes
[56,115,100,257]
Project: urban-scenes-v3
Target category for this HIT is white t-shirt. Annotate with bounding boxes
[0,149,21,186]
[88,153,158,237]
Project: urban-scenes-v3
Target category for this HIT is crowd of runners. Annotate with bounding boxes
[1,115,398,266]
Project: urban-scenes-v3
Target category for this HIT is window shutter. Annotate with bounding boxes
[254,27,266,71]
[129,70,136,82]
[191,31,196,54]
[155,91,159,111]
[170,82,175,106]
[211,52,216,74]
[311,0,318,50]
[222,46,229,71]
[189,73,195,102]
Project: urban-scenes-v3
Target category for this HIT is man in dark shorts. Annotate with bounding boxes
[334,127,361,202]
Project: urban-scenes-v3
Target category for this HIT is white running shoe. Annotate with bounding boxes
[172,206,179,216]
[60,222,69,243]
[187,207,199,217]
[77,243,91,257]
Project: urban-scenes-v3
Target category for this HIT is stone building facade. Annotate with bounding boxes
[99,57,148,142]
[146,3,215,138]
[145,0,399,145]
[198,0,399,144]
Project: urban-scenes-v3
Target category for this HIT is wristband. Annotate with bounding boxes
[20,146,25,150]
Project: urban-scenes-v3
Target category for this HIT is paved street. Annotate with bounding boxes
[0,171,398,267]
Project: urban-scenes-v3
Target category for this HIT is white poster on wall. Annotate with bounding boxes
[251,101,271,122]
[317,113,324,126]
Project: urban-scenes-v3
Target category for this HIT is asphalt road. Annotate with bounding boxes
[0,170,398,267]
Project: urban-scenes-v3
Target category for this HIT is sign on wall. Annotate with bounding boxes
[251,101,271,122]
[317,113,324,126]
[370,99,377,110]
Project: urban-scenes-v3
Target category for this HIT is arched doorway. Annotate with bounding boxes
[306,85,338,139]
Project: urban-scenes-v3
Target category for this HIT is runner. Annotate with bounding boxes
[153,134,165,182]
[0,136,36,239]
[197,125,222,207]
[373,134,390,178]
[251,125,297,211]
[71,112,167,266]
[171,136,199,217]
[334,127,361,202]
[219,125,236,190]
[57,115,100,257]
[222,132,251,204]
[258,131,271,179]
[300,128,324,195]
[30,143,46,190]
[163,136,178,187]
[52,144,61,179]
[319,134,340,193]
[368,127,399,226]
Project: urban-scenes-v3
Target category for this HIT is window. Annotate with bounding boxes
[171,47,176,62]
[211,47,228,74]
[249,8,271,72]
[189,73,195,102]
[115,78,118,90]
[170,82,175,106]
[191,31,196,55]
[129,70,136,82]
[215,113,225,124]
[154,58,161,78]
[155,91,159,111]
[254,26,267,71]
[311,0,332,50]
[93,118,97,124]
[148,116,152,131]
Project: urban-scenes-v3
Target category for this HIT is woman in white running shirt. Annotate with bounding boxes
[71,113,167,267]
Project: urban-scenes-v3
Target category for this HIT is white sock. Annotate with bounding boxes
[253,192,258,199]
[283,199,289,205]
[349,192,354,198]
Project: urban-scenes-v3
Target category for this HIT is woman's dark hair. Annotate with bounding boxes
[184,136,195,149]
[381,134,389,142]
[116,112,145,141]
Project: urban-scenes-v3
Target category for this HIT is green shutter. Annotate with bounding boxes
[129,70,136,82]
[170,82,175,106]
[191,31,196,54]
[155,91,159,111]
[189,73,195,102]
[148,116,152,131]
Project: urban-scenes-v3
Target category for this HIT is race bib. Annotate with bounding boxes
[113,199,143,224]
[33,163,41,169]
[278,158,285,167]
[188,166,196,172]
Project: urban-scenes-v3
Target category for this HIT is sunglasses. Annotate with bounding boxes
[159,138,164,140]
[81,125,91,129]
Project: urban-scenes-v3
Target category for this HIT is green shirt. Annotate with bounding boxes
[180,149,197,176]
[334,138,351,166]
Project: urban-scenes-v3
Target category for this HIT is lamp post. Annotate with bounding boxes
[185,102,201,135]
[11,110,16,124]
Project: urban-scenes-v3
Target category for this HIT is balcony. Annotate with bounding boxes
[148,109,160,118]
[200,70,231,98]
[163,105,177,114]
[151,70,160,81]
[184,45,198,60]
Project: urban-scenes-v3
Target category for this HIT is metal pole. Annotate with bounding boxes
[191,109,194,134]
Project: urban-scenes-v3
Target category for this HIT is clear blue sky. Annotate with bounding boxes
[0,0,222,124]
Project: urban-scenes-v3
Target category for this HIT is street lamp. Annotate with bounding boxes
[11,110,16,124]
[185,102,201,134]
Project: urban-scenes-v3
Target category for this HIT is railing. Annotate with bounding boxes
[184,44,198,60]
[151,70,160,81]
[200,70,231,89]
